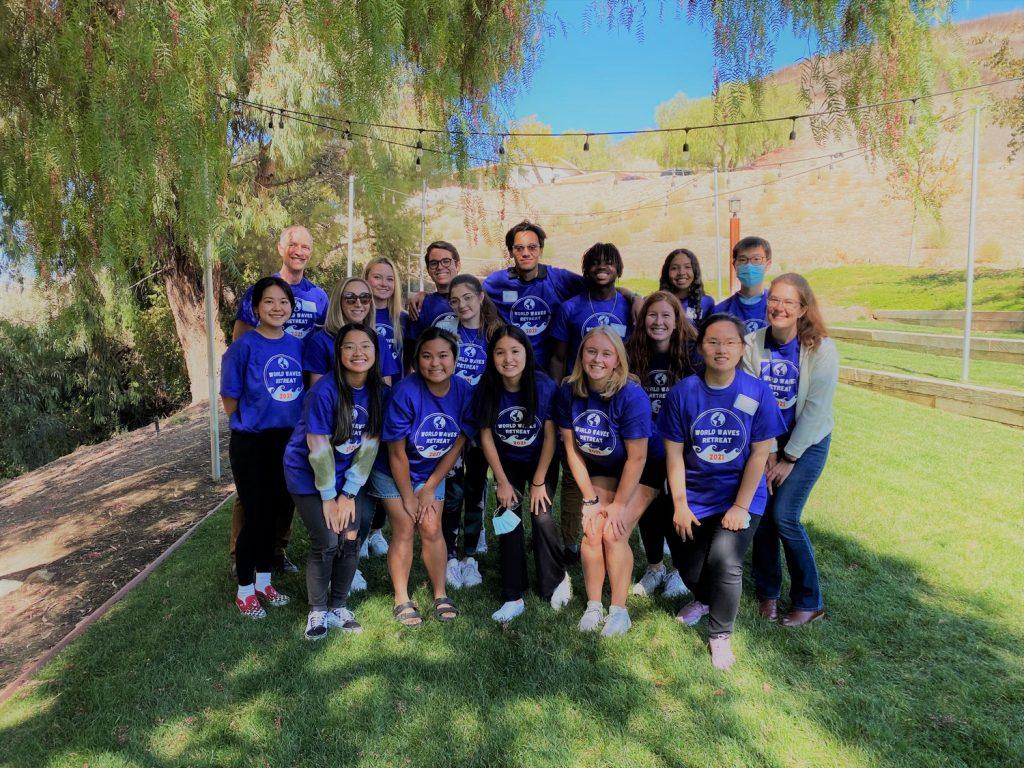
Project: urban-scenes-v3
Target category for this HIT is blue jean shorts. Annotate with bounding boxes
[369,469,446,501]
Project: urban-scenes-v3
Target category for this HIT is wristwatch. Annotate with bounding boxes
[779,452,797,464]
[341,490,357,500]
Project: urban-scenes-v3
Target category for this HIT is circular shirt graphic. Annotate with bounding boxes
[495,406,542,448]
[262,354,304,402]
[743,317,766,333]
[646,370,672,414]
[760,359,799,410]
[685,305,698,322]
[376,322,399,356]
[455,341,487,386]
[336,405,369,455]
[572,409,617,457]
[582,312,626,338]
[412,412,460,459]
[432,313,459,334]
[690,407,748,464]
[510,296,552,336]
[284,298,320,339]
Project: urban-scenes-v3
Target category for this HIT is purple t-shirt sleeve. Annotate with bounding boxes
[619,384,652,440]
[306,380,336,436]
[657,383,687,443]
[550,267,586,300]
[303,332,333,375]
[219,342,246,399]
[751,379,787,443]
[551,303,571,344]
[458,383,478,440]
[536,375,556,423]
[235,285,257,326]
[553,383,572,429]
[382,384,416,444]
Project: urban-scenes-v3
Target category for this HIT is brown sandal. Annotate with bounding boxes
[393,601,423,627]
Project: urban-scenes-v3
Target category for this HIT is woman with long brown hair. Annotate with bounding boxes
[740,273,838,627]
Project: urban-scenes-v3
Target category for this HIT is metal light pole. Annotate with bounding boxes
[728,196,741,293]
[962,106,981,382]
[419,178,427,291]
[346,173,355,278]
[713,164,723,298]
[203,237,221,481]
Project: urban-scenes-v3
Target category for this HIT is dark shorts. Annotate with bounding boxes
[638,457,667,492]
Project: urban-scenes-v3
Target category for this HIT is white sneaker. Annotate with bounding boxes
[601,605,632,637]
[578,600,605,632]
[549,573,572,611]
[304,610,328,640]
[709,634,736,670]
[326,606,363,633]
[350,569,367,592]
[631,565,667,596]
[662,569,689,598]
[460,557,483,587]
[475,527,488,554]
[491,600,525,623]
[358,538,369,559]
[367,529,389,556]
[446,558,464,590]
[663,541,672,557]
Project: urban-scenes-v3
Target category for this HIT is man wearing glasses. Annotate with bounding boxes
[713,236,773,334]
[407,241,461,347]
[230,225,329,577]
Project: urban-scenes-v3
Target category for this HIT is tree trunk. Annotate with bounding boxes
[158,227,226,404]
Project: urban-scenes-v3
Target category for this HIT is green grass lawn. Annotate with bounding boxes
[0,386,1021,768]
[836,319,1024,339]
[836,340,1024,391]
[620,266,1024,311]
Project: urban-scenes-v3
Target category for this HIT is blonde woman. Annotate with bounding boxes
[554,326,651,636]
[364,257,407,383]
[304,278,376,386]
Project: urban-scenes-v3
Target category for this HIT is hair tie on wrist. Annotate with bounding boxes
[531,481,547,487]
[582,496,599,506]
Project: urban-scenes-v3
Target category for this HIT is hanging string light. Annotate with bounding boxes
[788,117,797,141]
[278,110,284,129]
[583,134,590,152]
[908,98,919,126]
[415,130,424,159]
[498,135,505,156]
[682,129,690,160]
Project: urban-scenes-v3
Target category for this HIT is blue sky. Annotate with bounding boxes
[505,0,1019,133]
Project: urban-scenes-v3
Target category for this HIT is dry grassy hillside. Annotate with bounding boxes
[419,11,1024,284]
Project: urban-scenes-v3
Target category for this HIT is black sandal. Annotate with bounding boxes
[393,601,423,627]
[433,596,460,622]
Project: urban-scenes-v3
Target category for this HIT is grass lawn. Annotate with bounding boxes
[836,340,1024,391]
[620,266,1024,312]
[836,319,1024,339]
[0,386,1021,768]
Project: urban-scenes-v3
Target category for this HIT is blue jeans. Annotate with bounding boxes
[752,434,830,611]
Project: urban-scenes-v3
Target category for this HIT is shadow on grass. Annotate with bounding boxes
[0,509,1020,767]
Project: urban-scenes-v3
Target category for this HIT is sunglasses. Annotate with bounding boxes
[343,292,372,304]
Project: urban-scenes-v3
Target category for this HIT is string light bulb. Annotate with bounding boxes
[908,98,918,126]
[278,111,284,129]
[415,155,422,172]
[682,129,690,159]
[498,135,505,156]
[583,134,590,152]
[788,117,797,141]
[416,130,423,159]
[343,120,353,150]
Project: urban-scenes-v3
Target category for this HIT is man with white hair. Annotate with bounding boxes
[230,225,329,576]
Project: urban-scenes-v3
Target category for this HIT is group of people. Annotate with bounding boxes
[220,220,839,670]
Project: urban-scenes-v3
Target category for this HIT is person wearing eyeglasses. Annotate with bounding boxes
[741,274,838,628]
[713,236,773,334]
[229,225,329,580]
[406,241,461,347]
[659,313,785,670]
[301,277,378,593]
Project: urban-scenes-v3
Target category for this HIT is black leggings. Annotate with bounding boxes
[442,443,488,560]
[229,428,294,587]
[638,494,687,567]
[496,459,565,601]
[675,511,761,636]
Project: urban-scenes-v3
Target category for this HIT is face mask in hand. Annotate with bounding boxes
[736,264,766,290]
[492,504,522,536]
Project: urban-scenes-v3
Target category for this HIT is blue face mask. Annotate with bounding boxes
[736,264,766,290]
[492,504,522,536]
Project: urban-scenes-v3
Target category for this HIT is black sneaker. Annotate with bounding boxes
[274,553,300,575]
[305,610,328,640]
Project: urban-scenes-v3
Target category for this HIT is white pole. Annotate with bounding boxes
[961,106,981,382]
[346,173,355,278]
[203,237,221,481]
[713,164,723,298]
[419,178,427,291]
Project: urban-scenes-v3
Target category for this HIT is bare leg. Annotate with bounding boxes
[581,482,617,603]
[418,507,449,599]
[605,485,658,608]
[384,499,416,606]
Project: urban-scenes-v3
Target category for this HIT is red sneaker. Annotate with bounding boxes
[256,584,290,607]
[236,594,267,619]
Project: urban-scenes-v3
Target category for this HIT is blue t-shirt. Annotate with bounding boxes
[374,306,406,379]
[554,380,651,474]
[760,334,800,435]
[283,377,379,496]
[551,291,634,369]
[454,325,488,387]
[642,352,676,462]
[713,290,769,334]
[302,327,334,376]
[658,370,785,519]
[220,331,305,432]
[378,373,477,485]
[235,274,328,340]
[484,372,557,465]
[682,294,716,325]
[408,292,457,341]
[483,265,587,368]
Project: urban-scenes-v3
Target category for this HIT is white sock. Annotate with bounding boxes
[237,583,256,600]
[255,572,271,591]
[648,562,666,573]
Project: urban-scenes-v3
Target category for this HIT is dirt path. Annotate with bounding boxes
[0,404,233,689]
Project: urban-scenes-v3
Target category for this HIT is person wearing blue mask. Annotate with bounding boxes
[713,236,773,334]
[659,313,786,670]
[474,325,571,623]
[220,276,306,619]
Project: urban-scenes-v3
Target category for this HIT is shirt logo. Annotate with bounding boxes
[510,295,551,336]
[262,354,303,402]
[583,312,627,338]
[455,341,486,386]
[572,409,617,457]
[744,317,767,333]
[284,298,320,339]
[412,412,460,458]
[691,408,748,464]
[761,359,799,409]
[336,405,369,455]
[432,313,458,333]
[495,406,541,448]
[647,370,671,414]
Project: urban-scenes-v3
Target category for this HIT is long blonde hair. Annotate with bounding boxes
[364,256,404,351]
[567,326,631,400]
[325,278,375,335]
